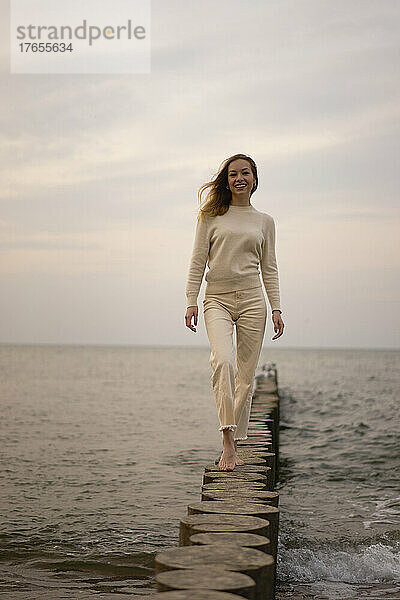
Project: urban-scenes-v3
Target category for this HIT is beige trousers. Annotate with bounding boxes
[203,285,267,441]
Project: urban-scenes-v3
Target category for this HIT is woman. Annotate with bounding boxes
[184,153,285,471]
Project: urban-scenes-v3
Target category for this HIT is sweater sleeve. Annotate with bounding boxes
[185,214,211,307]
[260,216,281,312]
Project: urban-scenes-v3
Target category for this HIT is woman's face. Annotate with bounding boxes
[227,159,256,195]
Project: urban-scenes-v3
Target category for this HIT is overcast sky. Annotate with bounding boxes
[0,0,399,349]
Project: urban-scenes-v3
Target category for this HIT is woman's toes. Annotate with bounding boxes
[219,453,235,471]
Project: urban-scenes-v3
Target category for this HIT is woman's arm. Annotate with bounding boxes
[185,214,211,307]
[260,215,282,313]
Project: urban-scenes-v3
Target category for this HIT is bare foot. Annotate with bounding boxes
[235,454,245,466]
[219,430,236,471]
[218,448,236,470]
[234,442,245,465]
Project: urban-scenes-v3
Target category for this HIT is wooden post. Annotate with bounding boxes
[154,363,282,599]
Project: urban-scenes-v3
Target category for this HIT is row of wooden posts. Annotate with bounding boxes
[152,362,281,600]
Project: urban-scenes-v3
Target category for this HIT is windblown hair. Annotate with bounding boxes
[197,153,258,220]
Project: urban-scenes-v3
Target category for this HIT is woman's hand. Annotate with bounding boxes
[185,305,198,332]
[271,310,284,340]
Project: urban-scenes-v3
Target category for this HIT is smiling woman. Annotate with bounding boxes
[184,153,285,472]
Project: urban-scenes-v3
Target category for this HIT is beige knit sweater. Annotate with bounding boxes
[185,203,281,312]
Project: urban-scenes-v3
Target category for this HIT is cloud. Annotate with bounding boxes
[0,0,399,345]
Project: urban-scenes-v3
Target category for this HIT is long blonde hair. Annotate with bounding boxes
[197,154,258,220]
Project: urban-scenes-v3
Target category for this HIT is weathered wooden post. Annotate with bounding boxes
[154,363,281,599]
